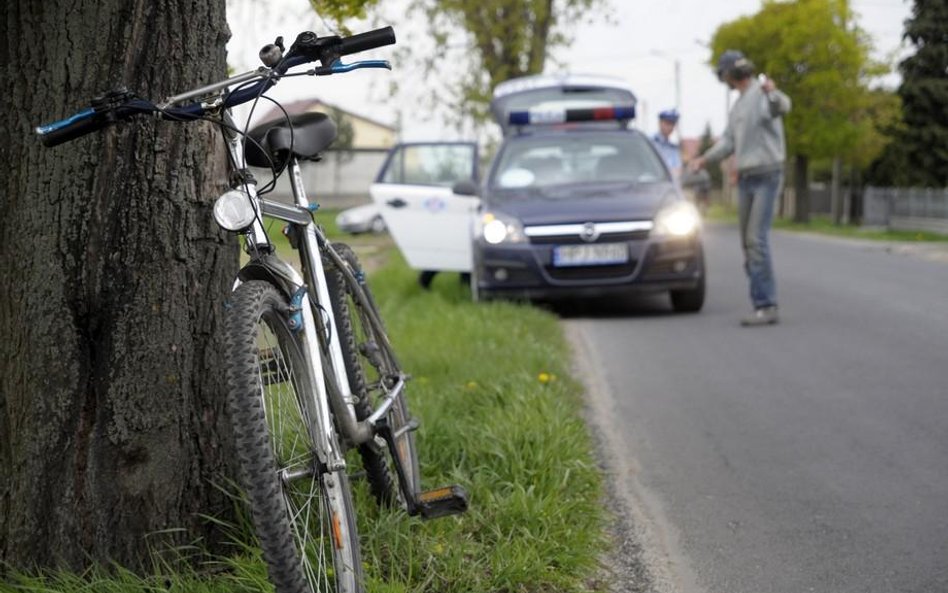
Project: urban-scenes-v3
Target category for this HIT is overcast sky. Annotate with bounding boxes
[226,0,913,142]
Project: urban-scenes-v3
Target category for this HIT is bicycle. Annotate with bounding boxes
[36,26,467,593]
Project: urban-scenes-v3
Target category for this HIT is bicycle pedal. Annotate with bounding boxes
[416,485,468,520]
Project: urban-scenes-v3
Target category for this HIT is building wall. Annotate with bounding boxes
[350,118,396,149]
[251,149,389,208]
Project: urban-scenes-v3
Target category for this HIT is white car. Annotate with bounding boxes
[370,142,480,273]
[335,203,386,234]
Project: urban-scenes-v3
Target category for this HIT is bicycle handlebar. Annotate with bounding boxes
[36,26,396,148]
[337,26,396,56]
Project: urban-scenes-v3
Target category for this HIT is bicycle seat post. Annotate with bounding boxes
[287,156,313,210]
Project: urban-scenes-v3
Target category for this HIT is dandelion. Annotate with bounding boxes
[538,372,551,384]
[466,381,478,390]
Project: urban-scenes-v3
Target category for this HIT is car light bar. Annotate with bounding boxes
[508,105,636,126]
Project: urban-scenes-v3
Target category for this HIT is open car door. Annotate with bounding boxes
[370,142,479,272]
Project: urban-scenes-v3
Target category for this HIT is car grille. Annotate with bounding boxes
[529,230,650,245]
[545,260,638,280]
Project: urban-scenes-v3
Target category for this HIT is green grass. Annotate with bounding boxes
[355,258,606,592]
[705,202,948,242]
[4,229,608,592]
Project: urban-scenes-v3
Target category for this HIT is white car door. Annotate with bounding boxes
[370,142,479,272]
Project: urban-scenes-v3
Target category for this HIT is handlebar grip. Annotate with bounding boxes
[38,115,110,147]
[337,26,396,56]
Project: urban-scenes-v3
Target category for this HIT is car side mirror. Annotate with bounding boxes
[452,179,479,197]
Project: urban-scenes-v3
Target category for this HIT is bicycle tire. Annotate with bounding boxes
[224,280,364,593]
[324,243,422,506]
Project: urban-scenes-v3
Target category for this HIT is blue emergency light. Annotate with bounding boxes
[508,104,636,126]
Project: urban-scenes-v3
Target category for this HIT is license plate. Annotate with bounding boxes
[552,243,629,267]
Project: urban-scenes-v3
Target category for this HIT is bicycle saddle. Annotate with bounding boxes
[244,112,338,169]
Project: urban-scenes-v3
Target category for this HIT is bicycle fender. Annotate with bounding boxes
[237,254,304,301]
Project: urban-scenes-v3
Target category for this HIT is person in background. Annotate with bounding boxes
[652,109,682,179]
[689,50,791,327]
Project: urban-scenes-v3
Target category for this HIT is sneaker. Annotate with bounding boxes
[741,306,779,327]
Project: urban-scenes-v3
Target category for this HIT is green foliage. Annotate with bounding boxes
[885,0,948,187]
[698,123,723,189]
[404,0,606,126]
[308,0,380,33]
[709,0,889,165]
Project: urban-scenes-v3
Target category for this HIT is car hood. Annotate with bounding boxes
[485,182,677,225]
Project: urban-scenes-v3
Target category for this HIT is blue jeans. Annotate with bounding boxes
[737,170,783,309]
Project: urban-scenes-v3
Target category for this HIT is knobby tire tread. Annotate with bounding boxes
[224,280,363,593]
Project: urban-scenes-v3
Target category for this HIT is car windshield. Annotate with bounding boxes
[489,131,668,195]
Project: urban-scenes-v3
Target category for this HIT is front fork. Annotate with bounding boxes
[219,117,352,473]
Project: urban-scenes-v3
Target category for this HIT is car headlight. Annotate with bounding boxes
[479,211,526,245]
[654,202,700,237]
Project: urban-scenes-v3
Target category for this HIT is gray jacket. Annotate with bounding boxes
[703,78,791,176]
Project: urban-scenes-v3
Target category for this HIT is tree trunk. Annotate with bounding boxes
[1,0,238,572]
[830,156,843,225]
[793,154,811,223]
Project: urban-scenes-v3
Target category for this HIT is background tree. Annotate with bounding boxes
[869,0,948,188]
[402,0,606,127]
[309,0,381,33]
[0,0,374,574]
[709,0,887,222]
[698,123,724,190]
[328,107,356,195]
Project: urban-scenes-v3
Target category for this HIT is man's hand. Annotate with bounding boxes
[687,157,706,173]
[760,75,777,93]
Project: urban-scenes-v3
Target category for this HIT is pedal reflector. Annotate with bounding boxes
[417,484,469,520]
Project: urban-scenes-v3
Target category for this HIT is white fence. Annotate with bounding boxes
[862,186,948,234]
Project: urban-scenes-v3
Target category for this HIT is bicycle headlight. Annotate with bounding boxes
[654,202,700,237]
[479,211,526,245]
[213,189,257,232]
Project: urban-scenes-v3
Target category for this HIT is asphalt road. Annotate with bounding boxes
[566,223,948,593]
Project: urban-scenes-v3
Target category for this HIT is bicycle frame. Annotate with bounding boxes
[219,109,391,473]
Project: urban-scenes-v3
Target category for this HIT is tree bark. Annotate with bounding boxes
[831,156,843,225]
[1,0,238,572]
[793,154,811,223]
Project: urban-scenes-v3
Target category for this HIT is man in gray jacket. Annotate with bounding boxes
[690,49,791,326]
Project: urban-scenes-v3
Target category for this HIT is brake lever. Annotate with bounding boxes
[309,59,392,76]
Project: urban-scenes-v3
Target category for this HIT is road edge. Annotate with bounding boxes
[564,320,703,593]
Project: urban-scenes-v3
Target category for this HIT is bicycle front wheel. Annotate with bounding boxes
[224,280,363,593]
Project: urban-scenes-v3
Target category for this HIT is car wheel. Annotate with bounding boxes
[670,273,705,313]
[370,215,386,234]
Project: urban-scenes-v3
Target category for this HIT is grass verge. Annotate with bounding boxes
[705,202,948,242]
[4,228,607,593]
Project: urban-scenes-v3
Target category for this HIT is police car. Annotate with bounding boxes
[468,74,706,311]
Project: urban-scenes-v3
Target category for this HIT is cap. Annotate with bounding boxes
[658,109,679,123]
[716,49,755,81]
